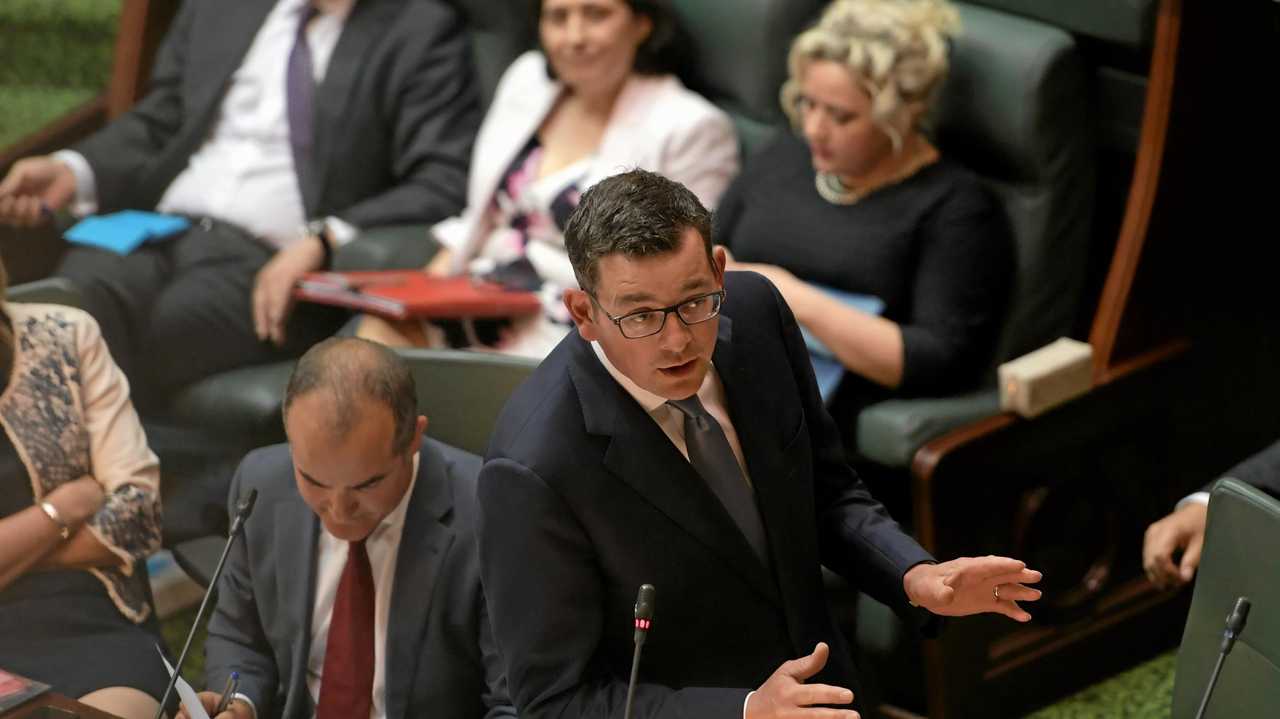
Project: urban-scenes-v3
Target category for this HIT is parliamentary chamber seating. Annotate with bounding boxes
[15,0,1250,716]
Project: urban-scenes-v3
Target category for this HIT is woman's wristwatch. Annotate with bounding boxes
[39,501,71,540]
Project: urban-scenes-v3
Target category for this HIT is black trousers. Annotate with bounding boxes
[53,220,346,408]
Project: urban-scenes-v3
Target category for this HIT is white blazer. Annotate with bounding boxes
[433,51,740,288]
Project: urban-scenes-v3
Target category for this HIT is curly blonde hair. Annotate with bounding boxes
[781,0,961,151]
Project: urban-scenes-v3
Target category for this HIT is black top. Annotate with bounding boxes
[714,132,1014,396]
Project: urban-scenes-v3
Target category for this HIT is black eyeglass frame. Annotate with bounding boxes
[589,289,727,339]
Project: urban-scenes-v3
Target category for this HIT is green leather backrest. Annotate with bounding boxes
[964,0,1157,49]
[936,4,1094,366]
[1171,479,1280,718]
[399,347,539,456]
[451,0,536,106]
[5,277,82,307]
[666,0,825,157]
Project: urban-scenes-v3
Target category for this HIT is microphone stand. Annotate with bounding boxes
[154,489,258,719]
[1194,596,1251,719]
[623,584,656,719]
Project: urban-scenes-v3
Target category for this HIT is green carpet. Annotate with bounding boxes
[161,605,209,691]
[1025,651,1176,718]
[0,0,118,149]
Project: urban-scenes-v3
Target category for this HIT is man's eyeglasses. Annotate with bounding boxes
[591,289,726,339]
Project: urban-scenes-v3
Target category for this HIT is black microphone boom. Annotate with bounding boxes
[623,584,656,719]
[153,489,259,719]
[1194,596,1251,719]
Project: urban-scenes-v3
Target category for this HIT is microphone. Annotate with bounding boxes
[623,584,656,719]
[1194,596,1251,719]
[154,489,259,719]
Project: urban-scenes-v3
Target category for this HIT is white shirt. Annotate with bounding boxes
[590,344,757,716]
[56,0,357,249]
[590,342,750,483]
[304,452,420,719]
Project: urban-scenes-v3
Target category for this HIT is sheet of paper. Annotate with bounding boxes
[157,646,211,719]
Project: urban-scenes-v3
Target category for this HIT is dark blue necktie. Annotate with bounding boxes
[668,396,770,565]
[287,4,320,191]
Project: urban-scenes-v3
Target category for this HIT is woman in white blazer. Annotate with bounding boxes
[358,0,739,357]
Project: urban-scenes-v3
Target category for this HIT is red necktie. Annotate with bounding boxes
[316,539,375,719]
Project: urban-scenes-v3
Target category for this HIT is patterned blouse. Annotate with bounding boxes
[0,303,162,622]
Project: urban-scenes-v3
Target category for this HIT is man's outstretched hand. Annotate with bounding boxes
[904,555,1043,622]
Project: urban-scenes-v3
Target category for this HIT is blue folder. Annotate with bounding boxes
[801,287,885,403]
[64,211,191,255]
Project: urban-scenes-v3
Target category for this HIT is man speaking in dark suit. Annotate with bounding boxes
[0,0,478,402]
[477,169,1043,718]
[180,337,513,719]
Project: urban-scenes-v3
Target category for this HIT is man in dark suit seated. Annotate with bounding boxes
[1143,438,1280,589]
[178,337,514,719]
[477,169,1043,719]
[0,0,478,404]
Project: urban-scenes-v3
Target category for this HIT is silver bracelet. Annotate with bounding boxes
[39,501,71,540]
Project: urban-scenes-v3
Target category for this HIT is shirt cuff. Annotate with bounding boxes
[231,692,258,719]
[324,215,359,247]
[743,690,753,719]
[1176,490,1212,510]
[51,150,99,216]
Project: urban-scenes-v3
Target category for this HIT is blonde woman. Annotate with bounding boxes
[717,0,1013,412]
[0,258,165,719]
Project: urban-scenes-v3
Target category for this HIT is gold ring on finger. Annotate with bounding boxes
[993,584,1002,601]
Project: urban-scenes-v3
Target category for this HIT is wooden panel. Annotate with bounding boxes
[1087,0,1183,379]
[107,0,181,117]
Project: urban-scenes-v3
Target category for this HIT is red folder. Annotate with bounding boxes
[294,271,542,321]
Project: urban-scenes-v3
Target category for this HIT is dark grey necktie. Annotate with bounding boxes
[667,396,770,565]
[287,4,320,191]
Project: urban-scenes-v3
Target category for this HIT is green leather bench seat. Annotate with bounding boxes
[159,0,826,447]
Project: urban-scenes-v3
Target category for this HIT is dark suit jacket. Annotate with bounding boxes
[205,438,514,719]
[73,0,478,229]
[477,271,936,718]
[1216,438,1280,496]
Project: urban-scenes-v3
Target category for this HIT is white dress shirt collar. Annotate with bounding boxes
[590,341,676,412]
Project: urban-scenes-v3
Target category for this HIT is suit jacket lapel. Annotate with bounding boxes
[568,332,780,606]
[142,0,277,205]
[384,444,455,719]
[309,0,399,214]
[715,296,818,655]
[713,316,797,550]
[275,500,320,718]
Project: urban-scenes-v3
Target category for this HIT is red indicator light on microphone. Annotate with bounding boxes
[634,618,651,630]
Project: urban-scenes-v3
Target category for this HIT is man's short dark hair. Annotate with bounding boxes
[564,169,714,294]
[531,0,688,78]
[282,337,418,456]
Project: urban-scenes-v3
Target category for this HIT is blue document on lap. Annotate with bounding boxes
[64,211,191,255]
[802,287,885,403]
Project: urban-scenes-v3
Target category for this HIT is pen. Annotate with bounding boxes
[214,671,240,715]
